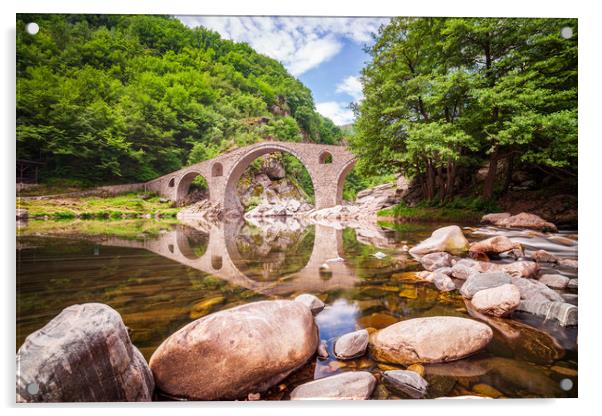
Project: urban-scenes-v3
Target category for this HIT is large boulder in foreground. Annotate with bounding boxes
[471,284,521,317]
[409,225,469,257]
[149,300,318,400]
[16,303,154,402]
[294,293,325,315]
[371,317,493,365]
[290,372,376,400]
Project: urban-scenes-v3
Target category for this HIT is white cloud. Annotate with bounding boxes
[336,75,363,101]
[316,101,355,126]
[177,16,388,76]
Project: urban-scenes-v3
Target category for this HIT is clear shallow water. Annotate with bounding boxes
[16,219,578,399]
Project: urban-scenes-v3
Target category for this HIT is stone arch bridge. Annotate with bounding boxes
[145,141,356,215]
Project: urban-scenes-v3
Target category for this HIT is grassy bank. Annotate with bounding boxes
[378,197,498,223]
[17,193,179,220]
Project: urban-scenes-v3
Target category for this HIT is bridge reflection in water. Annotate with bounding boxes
[95,218,395,296]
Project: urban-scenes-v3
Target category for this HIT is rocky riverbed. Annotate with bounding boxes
[16,212,577,401]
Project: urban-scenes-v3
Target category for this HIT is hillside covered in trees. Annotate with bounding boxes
[352,17,577,203]
[17,14,343,185]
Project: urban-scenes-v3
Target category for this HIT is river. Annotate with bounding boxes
[16,217,578,399]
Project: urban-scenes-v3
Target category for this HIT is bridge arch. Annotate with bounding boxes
[176,170,210,203]
[335,159,357,205]
[223,144,317,215]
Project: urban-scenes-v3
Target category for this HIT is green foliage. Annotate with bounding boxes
[416,196,500,213]
[353,17,577,201]
[377,202,483,223]
[17,14,343,184]
[281,154,314,200]
[343,172,397,201]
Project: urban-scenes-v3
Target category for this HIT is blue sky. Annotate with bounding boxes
[177,16,389,125]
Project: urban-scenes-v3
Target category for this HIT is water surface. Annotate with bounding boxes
[16,218,578,399]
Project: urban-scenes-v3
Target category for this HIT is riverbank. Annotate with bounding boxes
[378,205,484,223]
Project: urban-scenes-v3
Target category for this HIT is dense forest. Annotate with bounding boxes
[17,14,343,186]
[17,15,578,206]
[352,17,577,202]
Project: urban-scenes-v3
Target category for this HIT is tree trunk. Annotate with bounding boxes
[483,146,500,199]
[502,153,514,194]
[425,160,435,200]
[445,161,456,201]
[437,166,446,202]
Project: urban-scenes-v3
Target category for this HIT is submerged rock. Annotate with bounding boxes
[464,300,565,364]
[539,274,570,289]
[16,303,154,402]
[289,371,376,400]
[317,341,329,359]
[149,300,318,400]
[460,272,512,299]
[472,383,503,398]
[510,275,576,325]
[548,235,577,246]
[334,329,369,360]
[371,316,493,365]
[471,284,521,317]
[294,293,325,315]
[517,300,578,327]
[383,370,428,399]
[419,252,453,271]
[409,225,469,257]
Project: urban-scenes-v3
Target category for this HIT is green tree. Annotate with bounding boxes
[353,17,577,201]
[16,14,343,185]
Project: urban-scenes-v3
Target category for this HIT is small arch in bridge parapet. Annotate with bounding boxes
[168,244,174,253]
[212,162,223,177]
[319,151,333,164]
[212,255,223,270]
[168,177,175,187]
